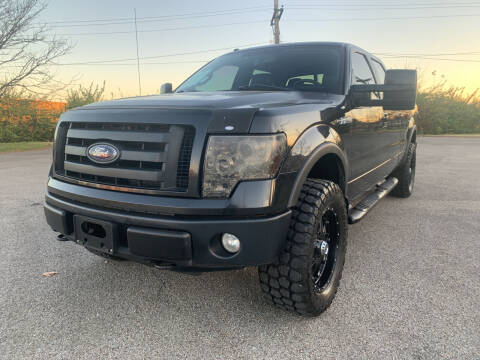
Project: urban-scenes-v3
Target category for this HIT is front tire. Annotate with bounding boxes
[258,179,348,316]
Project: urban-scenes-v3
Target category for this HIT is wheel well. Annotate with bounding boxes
[307,154,346,194]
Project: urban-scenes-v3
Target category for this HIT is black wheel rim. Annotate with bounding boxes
[408,148,416,192]
[312,208,340,292]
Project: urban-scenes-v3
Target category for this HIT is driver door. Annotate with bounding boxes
[333,52,387,201]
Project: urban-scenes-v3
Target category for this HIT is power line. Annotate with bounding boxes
[36,2,480,28]
[1,60,211,68]
[5,49,480,69]
[36,7,271,28]
[289,13,480,22]
[375,51,480,56]
[53,42,269,66]
[380,55,480,63]
[288,4,480,10]
[37,6,270,25]
[56,20,268,37]
[53,13,480,37]
[53,55,480,66]
[286,1,480,6]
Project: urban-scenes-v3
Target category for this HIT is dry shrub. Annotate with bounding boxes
[416,81,480,134]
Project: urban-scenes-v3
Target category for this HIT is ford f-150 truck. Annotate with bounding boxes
[44,42,417,316]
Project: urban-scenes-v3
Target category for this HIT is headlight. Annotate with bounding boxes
[202,134,287,198]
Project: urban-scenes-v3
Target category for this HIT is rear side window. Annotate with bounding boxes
[371,59,386,84]
[351,53,375,85]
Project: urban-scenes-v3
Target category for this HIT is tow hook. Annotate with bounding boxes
[56,233,68,241]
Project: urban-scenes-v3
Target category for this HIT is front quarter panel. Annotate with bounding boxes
[249,103,347,212]
[251,111,348,212]
[281,125,347,208]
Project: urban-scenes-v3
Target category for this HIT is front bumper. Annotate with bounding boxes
[44,179,291,269]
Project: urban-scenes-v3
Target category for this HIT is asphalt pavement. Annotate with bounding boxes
[0,137,479,359]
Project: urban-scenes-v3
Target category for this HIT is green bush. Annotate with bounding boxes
[416,83,480,134]
[66,82,105,110]
[1,80,478,142]
[0,82,105,142]
[0,97,61,143]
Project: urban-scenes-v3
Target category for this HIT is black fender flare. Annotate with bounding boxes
[398,121,417,163]
[287,142,349,208]
[407,122,417,145]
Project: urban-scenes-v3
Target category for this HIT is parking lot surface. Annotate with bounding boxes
[0,137,479,359]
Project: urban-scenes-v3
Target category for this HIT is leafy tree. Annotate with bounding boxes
[0,0,71,98]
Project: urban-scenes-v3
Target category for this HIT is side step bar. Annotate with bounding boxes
[348,177,398,224]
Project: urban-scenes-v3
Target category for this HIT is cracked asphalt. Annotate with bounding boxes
[0,136,479,359]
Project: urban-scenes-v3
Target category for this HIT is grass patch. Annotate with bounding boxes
[0,141,52,153]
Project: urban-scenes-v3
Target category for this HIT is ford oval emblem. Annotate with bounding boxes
[87,143,120,164]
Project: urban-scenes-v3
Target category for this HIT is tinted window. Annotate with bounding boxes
[286,73,325,86]
[351,53,375,85]
[371,59,386,84]
[177,46,345,94]
[186,65,239,91]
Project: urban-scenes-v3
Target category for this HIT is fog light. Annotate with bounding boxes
[221,233,241,253]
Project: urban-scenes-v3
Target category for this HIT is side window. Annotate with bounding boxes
[371,60,386,84]
[351,53,375,85]
[194,65,239,91]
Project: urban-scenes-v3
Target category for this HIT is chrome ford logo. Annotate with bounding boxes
[87,143,120,164]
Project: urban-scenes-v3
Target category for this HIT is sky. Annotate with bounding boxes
[38,0,480,99]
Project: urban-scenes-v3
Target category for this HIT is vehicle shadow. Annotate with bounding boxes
[51,249,308,328]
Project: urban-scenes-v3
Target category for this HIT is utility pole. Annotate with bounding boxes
[271,0,284,44]
[134,8,142,96]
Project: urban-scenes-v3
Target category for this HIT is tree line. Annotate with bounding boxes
[0,0,478,142]
[0,83,104,142]
[1,80,478,143]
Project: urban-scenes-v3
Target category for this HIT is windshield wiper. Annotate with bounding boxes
[238,84,289,91]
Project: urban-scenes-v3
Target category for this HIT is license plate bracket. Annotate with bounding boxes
[73,215,117,254]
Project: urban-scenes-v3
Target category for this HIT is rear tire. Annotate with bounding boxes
[258,179,348,316]
[391,141,416,198]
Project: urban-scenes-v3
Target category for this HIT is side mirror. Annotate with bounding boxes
[351,69,417,110]
[160,82,173,94]
[383,70,417,110]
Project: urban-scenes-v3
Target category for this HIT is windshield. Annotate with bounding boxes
[176,45,345,94]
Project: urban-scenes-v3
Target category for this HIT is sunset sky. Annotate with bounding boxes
[39,0,480,99]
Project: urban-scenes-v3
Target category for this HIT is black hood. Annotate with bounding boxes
[79,91,345,111]
[59,90,347,141]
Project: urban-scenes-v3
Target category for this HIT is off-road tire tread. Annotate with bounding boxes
[258,179,347,316]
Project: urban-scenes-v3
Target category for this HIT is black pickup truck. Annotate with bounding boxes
[44,42,417,316]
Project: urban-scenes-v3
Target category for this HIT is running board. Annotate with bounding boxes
[348,177,398,224]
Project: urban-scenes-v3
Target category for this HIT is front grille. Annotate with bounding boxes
[176,126,195,189]
[54,122,195,193]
